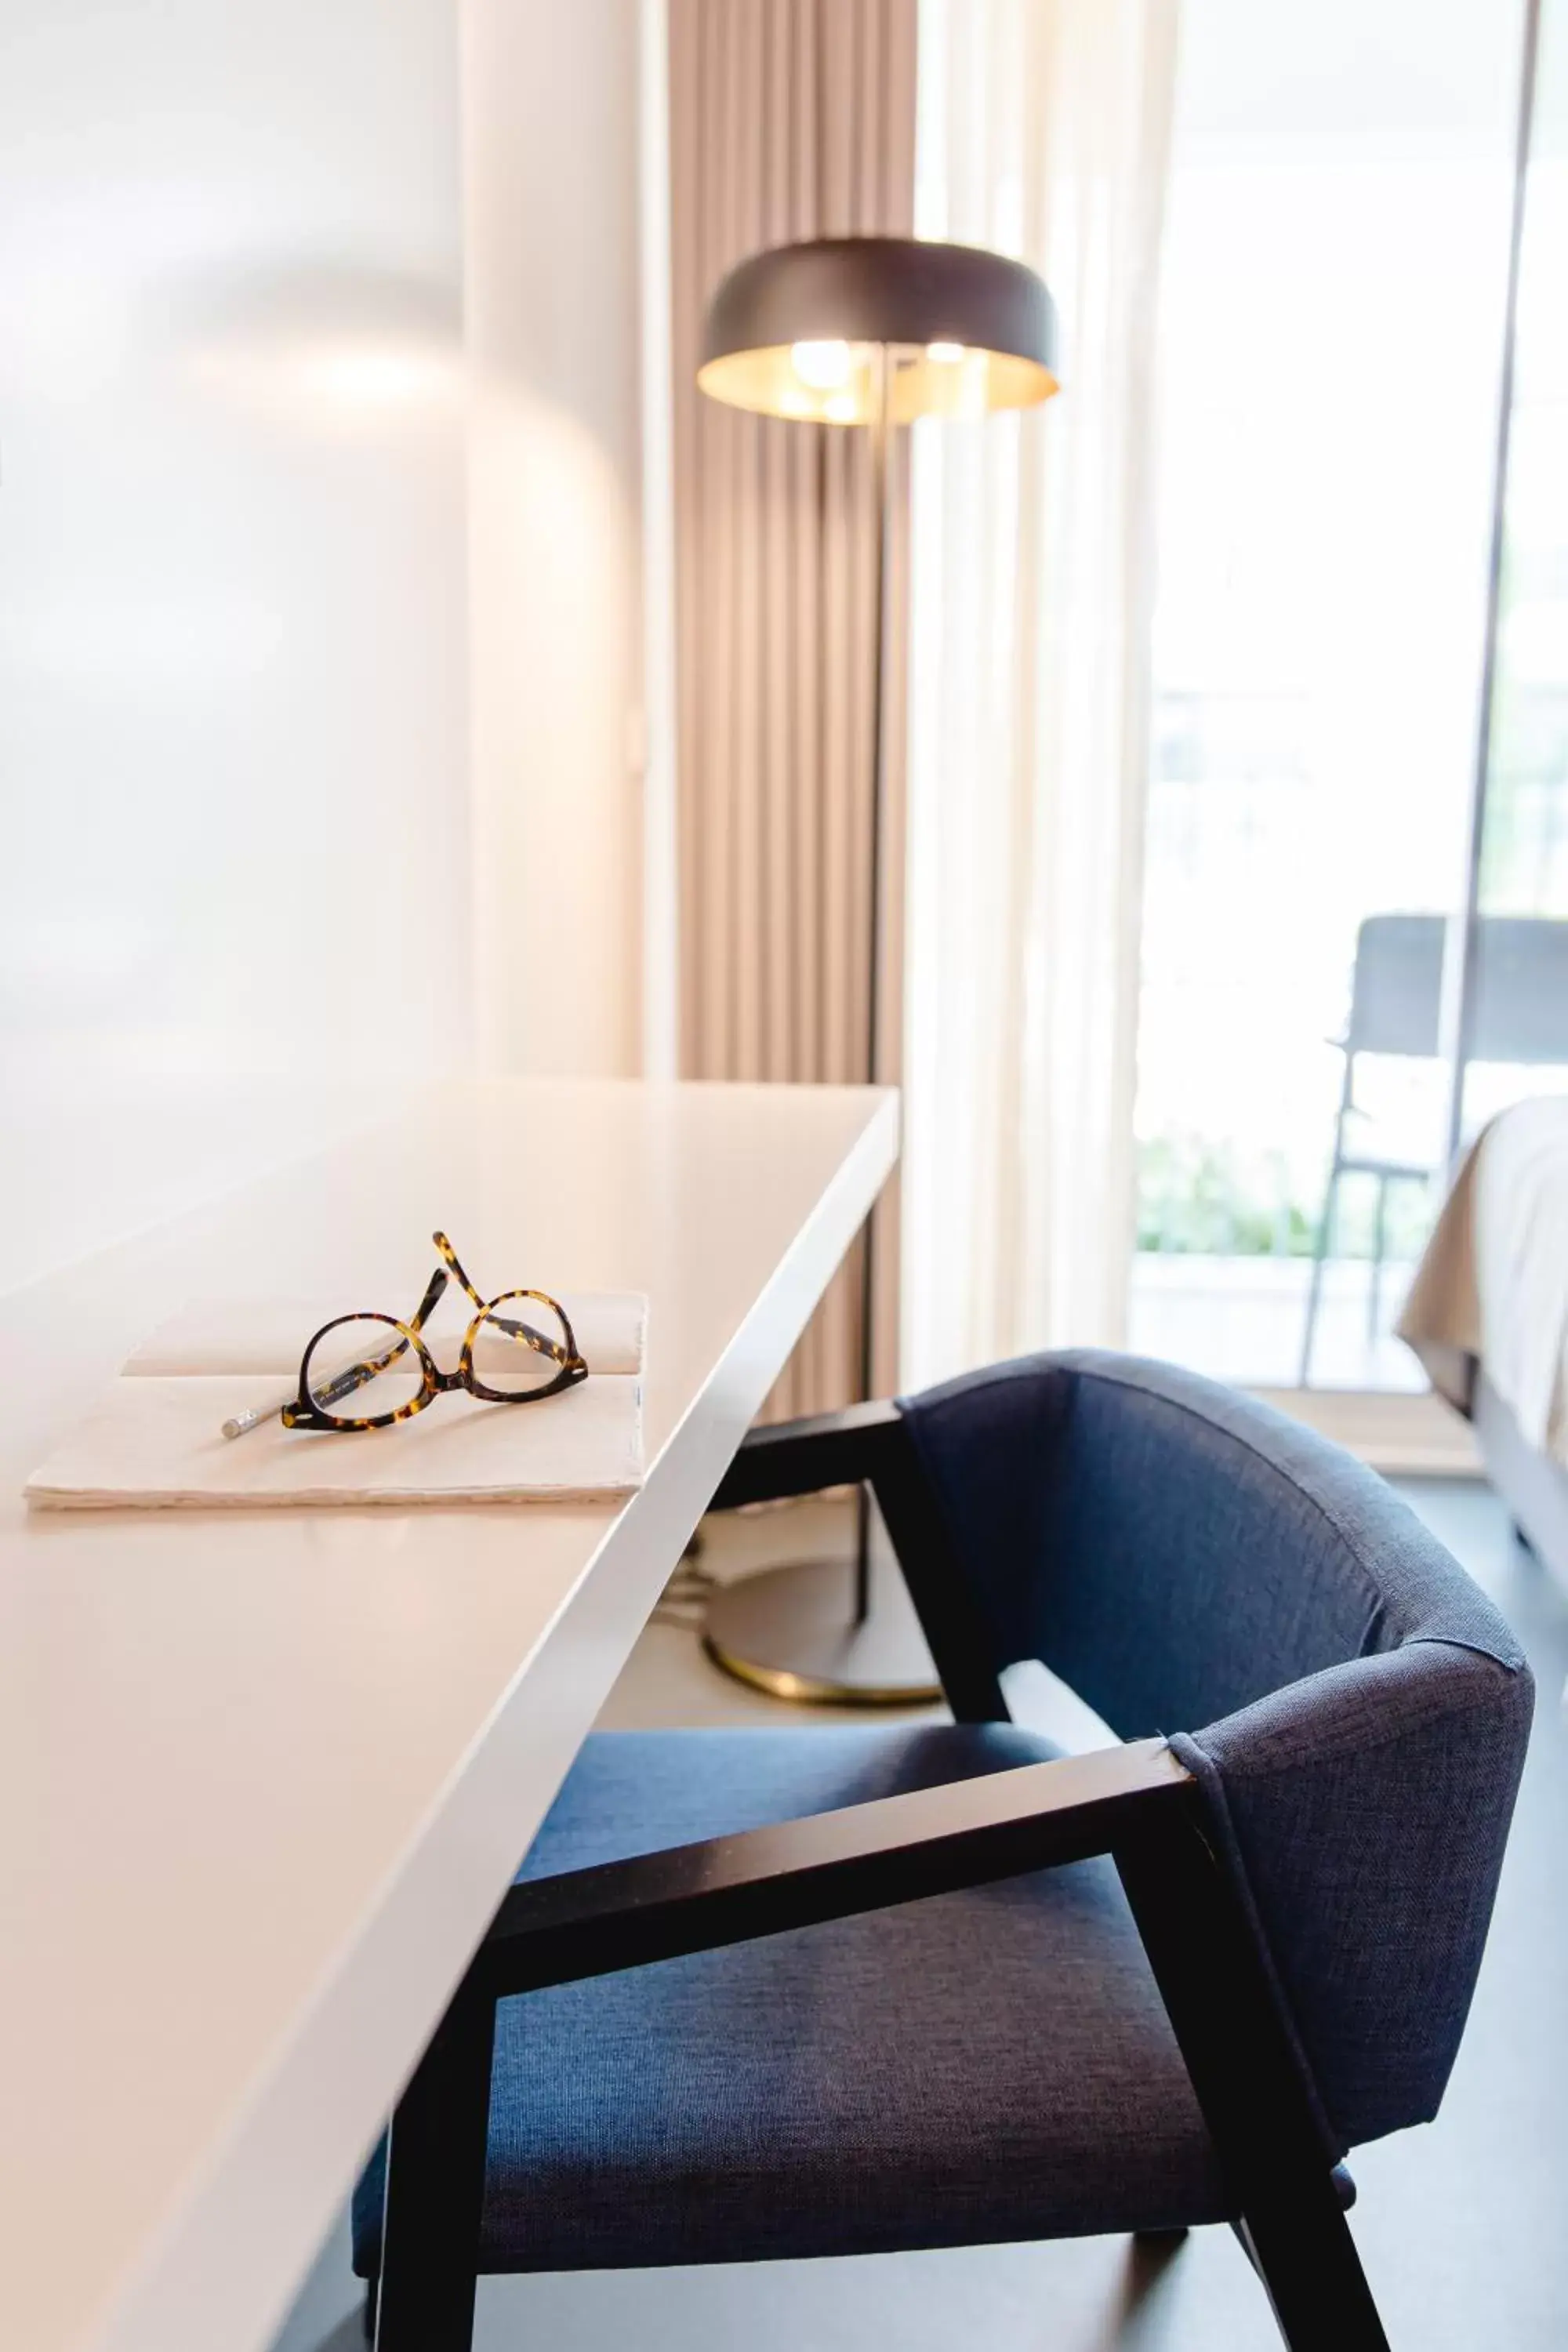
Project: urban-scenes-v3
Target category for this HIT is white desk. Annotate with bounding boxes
[0,1077,898,2352]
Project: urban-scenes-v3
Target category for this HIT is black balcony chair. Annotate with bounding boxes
[1299,911,1568,1384]
[353,1350,1531,2352]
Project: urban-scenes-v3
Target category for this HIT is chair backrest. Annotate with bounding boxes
[1348,910,1568,1065]
[900,1350,1533,2154]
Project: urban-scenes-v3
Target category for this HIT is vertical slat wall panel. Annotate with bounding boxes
[669,0,916,1417]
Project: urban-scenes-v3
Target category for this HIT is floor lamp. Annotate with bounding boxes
[695,235,1058,1704]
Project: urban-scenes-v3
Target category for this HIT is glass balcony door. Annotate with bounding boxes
[1462,0,1568,1116]
[1129,0,1551,1400]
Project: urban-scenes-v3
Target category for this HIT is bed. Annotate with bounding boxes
[1399,1094,1568,1585]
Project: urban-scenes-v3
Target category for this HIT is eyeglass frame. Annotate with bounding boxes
[280,1230,587,1433]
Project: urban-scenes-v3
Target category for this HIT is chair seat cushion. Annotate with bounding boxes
[354,1724,1229,2275]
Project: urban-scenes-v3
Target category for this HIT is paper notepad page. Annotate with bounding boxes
[24,1292,647,1511]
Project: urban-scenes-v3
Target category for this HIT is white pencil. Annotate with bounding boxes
[220,1339,387,1439]
[220,1385,300,1442]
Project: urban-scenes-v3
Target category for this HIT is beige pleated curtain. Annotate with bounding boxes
[669,0,917,1417]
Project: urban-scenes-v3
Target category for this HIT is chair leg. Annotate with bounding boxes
[1298,1160,1341,1388]
[1116,1800,1390,2352]
[372,1964,495,2352]
[1235,2180,1388,2349]
[1367,1175,1388,1345]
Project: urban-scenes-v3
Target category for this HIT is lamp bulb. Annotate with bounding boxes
[791,339,854,390]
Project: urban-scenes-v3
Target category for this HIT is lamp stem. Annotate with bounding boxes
[854,343,893,1624]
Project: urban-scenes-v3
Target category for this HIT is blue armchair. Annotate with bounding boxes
[355,1352,1531,2351]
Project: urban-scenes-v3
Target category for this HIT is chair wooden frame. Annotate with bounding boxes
[368,1405,1389,2352]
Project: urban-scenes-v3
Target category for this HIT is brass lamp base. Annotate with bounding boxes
[702,1557,942,1707]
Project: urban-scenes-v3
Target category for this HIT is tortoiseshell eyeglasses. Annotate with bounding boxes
[281,1232,587,1433]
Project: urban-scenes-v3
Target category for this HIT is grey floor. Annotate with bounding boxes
[270,1481,1568,2351]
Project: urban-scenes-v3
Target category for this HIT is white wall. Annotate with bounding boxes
[463,0,646,1081]
[0,0,652,1295]
[0,0,471,1292]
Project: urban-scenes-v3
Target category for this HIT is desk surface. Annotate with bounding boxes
[0,1077,898,2352]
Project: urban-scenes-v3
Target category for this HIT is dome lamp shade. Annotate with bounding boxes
[698,234,1059,426]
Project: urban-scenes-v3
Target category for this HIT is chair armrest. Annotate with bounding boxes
[708,1398,905,1508]
[478,1738,1191,2000]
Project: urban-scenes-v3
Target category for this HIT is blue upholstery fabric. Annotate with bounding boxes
[899,1350,1533,2149]
[354,1722,1229,2274]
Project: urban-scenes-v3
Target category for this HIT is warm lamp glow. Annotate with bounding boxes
[790,338,853,390]
[697,341,1057,424]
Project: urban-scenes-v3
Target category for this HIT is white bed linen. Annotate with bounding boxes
[1399,1096,1568,1465]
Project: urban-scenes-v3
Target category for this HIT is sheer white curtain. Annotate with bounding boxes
[900,0,1180,1386]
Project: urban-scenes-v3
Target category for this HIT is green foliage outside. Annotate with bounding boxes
[1136,1133,1430,1261]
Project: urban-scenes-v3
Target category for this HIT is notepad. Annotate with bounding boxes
[24,1291,647,1512]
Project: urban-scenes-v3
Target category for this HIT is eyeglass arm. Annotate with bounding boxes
[432,1230,580,1367]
